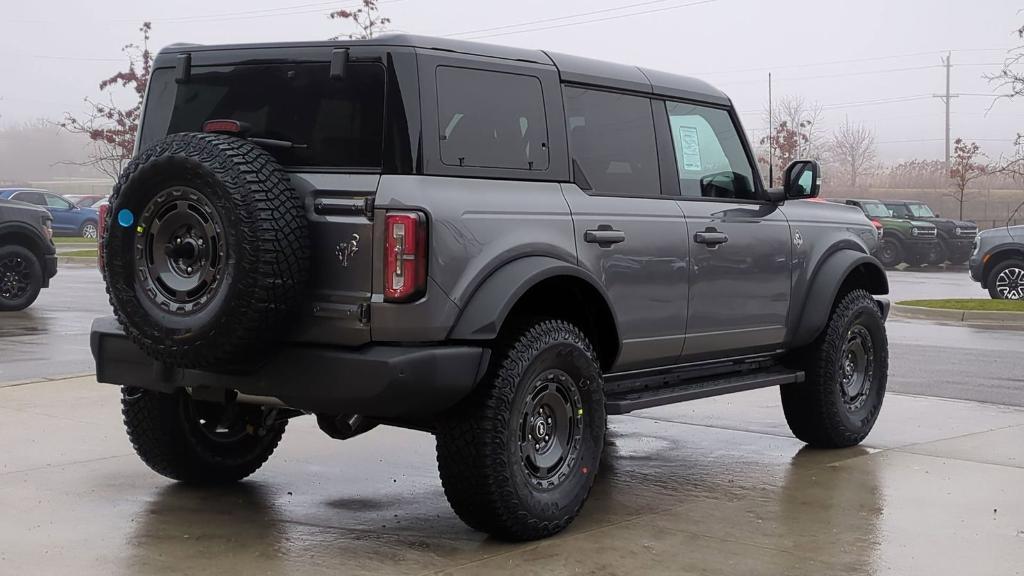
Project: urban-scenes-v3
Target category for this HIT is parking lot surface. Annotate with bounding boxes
[2,265,1023,575]
[1,376,1022,575]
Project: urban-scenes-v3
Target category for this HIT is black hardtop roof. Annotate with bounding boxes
[156,33,730,105]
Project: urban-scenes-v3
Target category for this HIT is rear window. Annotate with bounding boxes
[140,62,386,170]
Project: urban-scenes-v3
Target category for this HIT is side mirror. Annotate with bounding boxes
[934,213,941,218]
[782,160,820,199]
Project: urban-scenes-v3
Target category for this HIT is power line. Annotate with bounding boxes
[445,0,684,37]
[458,0,720,39]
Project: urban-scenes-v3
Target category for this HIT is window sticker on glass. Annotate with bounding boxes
[678,125,702,171]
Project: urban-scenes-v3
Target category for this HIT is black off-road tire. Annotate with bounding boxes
[987,258,1024,300]
[122,387,286,483]
[782,289,888,448]
[876,238,902,268]
[104,133,309,369]
[436,319,606,541]
[0,245,43,312]
[926,240,947,266]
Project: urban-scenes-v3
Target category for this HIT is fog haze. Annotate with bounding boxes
[1,0,1021,167]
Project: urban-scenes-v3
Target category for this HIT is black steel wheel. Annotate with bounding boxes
[782,289,888,448]
[122,387,286,483]
[104,132,309,369]
[0,245,43,312]
[877,239,902,268]
[518,369,585,490]
[436,319,605,541]
[988,259,1024,300]
[136,188,226,315]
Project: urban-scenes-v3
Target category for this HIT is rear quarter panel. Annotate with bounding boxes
[371,175,576,340]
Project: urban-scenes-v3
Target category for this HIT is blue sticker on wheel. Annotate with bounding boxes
[117,209,135,228]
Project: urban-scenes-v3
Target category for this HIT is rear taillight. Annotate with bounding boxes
[384,211,427,302]
[97,203,109,272]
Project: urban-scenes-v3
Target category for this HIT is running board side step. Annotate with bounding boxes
[605,367,804,415]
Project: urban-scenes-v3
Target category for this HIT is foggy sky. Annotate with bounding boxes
[2,0,1021,162]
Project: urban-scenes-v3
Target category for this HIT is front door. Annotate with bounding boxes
[661,100,792,361]
[562,87,688,371]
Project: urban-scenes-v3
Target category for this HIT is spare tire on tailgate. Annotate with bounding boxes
[104,132,310,369]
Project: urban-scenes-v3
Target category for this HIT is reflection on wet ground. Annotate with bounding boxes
[1,377,1022,576]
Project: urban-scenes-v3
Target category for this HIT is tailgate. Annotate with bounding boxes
[289,173,378,346]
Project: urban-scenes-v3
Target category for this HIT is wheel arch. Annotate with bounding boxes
[448,256,621,370]
[789,250,889,349]
[0,223,47,263]
[982,245,1024,286]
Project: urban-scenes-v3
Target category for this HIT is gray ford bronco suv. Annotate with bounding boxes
[91,35,890,541]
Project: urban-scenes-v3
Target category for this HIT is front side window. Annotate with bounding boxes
[45,194,73,209]
[666,101,758,201]
[436,67,549,171]
[564,87,660,197]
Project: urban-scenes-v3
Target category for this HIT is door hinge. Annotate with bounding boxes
[358,302,371,325]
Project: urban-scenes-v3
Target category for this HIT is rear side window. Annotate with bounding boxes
[12,191,46,206]
[436,66,549,171]
[564,87,660,197]
[140,62,386,170]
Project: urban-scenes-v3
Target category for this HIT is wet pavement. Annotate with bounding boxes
[1,376,1022,575]
[2,265,1024,575]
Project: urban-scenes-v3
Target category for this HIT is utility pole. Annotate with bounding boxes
[768,72,774,187]
[934,52,959,172]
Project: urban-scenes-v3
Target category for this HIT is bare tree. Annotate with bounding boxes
[947,138,988,220]
[329,0,391,40]
[58,22,152,180]
[828,120,876,188]
[758,95,823,182]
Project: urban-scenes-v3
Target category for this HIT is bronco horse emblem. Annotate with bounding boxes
[336,234,360,267]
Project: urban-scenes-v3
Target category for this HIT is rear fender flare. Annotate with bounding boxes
[448,256,617,341]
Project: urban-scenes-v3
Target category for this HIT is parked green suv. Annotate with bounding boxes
[829,199,938,267]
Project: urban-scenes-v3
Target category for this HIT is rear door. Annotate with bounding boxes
[561,87,688,371]
[661,100,792,361]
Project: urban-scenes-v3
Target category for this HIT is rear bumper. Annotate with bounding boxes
[90,317,488,419]
[42,254,58,286]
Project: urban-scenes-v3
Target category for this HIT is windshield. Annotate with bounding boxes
[860,201,891,218]
[140,62,386,170]
[906,203,936,218]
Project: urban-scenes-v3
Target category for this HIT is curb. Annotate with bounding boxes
[892,304,1024,327]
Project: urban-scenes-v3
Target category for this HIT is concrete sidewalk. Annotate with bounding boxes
[1,376,1022,576]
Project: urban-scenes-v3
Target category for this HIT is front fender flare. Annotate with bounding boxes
[449,256,616,341]
[790,250,889,348]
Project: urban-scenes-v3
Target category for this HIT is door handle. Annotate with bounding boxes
[584,228,626,247]
[694,230,729,247]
